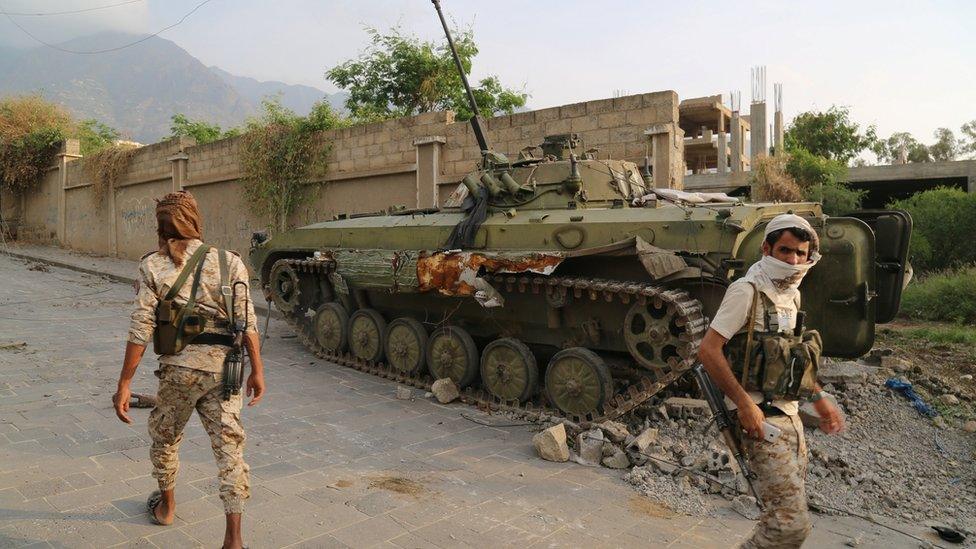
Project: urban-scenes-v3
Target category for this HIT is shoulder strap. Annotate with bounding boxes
[176,245,210,332]
[741,282,760,387]
[217,249,234,321]
[164,245,210,301]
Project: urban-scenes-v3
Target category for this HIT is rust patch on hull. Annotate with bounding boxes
[417,251,564,296]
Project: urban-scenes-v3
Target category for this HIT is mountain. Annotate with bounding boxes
[0,32,343,143]
[209,66,347,116]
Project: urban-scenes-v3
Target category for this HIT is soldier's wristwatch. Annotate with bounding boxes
[809,390,828,403]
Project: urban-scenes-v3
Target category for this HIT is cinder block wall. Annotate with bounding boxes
[5,91,682,261]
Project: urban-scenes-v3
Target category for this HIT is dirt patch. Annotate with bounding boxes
[628,495,676,519]
[332,479,354,488]
[368,475,425,497]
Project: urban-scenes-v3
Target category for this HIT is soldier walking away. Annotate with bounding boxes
[698,213,846,548]
[112,191,264,549]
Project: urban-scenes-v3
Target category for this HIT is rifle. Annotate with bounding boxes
[691,363,764,508]
[222,281,249,401]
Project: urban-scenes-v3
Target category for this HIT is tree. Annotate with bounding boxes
[77,119,120,156]
[0,95,73,193]
[168,113,237,145]
[326,26,527,122]
[960,120,976,159]
[783,106,876,164]
[239,98,347,231]
[929,128,958,162]
[872,132,931,164]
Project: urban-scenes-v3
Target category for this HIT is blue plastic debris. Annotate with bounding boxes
[885,378,938,417]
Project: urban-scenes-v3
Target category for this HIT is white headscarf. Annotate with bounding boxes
[744,214,821,311]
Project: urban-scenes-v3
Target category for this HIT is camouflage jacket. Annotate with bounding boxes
[128,239,258,373]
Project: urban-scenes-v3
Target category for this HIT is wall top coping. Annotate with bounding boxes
[167,152,190,161]
[412,136,447,146]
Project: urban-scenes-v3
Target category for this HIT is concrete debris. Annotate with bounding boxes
[395,386,413,400]
[624,466,712,517]
[533,423,569,463]
[430,378,459,404]
[936,394,960,406]
[888,358,913,373]
[818,360,872,386]
[628,427,659,454]
[601,446,631,469]
[963,420,976,433]
[844,533,863,547]
[576,428,604,466]
[597,420,630,443]
[731,495,760,520]
[663,397,709,419]
[0,341,28,351]
[27,262,50,272]
[960,374,973,382]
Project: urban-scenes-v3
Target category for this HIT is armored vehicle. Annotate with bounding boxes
[248,2,912,419]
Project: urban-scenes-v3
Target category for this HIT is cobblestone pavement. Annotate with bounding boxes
[0,253,935,548]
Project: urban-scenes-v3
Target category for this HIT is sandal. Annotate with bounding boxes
[146,490,171,526]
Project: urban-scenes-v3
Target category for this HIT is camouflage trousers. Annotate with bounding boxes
[148,364,250,514]
[739,414,811,549]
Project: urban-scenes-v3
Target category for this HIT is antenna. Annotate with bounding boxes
[431,0,490,155]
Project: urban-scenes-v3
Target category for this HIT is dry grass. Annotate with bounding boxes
[0,95,72,142]
[83,143,139,206]
[750,155,803,202]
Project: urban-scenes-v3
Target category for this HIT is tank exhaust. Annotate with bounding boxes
[431,0,491,157]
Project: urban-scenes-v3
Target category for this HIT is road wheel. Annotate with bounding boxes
[544,347,613,416]
[348,309,386,363]
[384,318,428,375]
[313,302,348,354]
[480,338,538,403]
[269,261,301,314]
[426,326,479,388]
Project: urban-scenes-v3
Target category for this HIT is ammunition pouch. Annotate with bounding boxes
[727,330,821,401]
[724,281,820,402]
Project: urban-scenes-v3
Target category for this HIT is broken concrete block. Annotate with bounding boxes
[602,446,631,469]
[818,361,871,385]
[732,495,760,520]
[576,428,604,466]
[597,420,629,443]
[431,378,459,404]
[533,424,569,463]
[628,427,659,454]
[395,386,412,400]
[663,397,709,419]
[648,453,677,475]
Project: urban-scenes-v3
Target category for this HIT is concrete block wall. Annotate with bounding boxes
[6,90,683,261]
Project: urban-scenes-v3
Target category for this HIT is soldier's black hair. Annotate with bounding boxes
[765,227,814,250]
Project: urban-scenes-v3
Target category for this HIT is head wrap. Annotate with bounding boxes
[744,213,822,308]
[764,213,819,252]
[155,190,203,267]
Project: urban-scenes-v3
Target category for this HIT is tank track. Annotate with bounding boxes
[272,257,707,425]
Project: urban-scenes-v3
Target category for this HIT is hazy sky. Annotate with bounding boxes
[1,0,974,143]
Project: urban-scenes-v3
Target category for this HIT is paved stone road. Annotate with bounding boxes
[0,253,934,548]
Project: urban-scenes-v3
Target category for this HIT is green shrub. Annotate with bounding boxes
[889,187,976,271]
[804,182,865,217]
[900,266,976,324]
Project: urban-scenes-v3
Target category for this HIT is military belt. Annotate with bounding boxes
[188,333,234,347]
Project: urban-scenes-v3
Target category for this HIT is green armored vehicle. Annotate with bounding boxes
[248,3,912,419]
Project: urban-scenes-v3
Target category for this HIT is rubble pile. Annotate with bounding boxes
[531,355,976,526]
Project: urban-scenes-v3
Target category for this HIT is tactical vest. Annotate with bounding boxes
[153,245,235,355]
[724,282,821,402]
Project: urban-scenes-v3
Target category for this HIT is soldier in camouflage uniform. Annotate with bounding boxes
[698,214,845,548]
[113,191,264,549]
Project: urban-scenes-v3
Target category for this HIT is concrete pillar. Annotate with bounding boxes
[717,131,728,174]
[730,113,743,173]
[774,110,784,156]
[644,123,684,190]
[57,139,81,247]
[168,152,189,192]
[413,136,446,208]
[750,102,767,162]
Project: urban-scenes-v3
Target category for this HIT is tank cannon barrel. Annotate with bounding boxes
[432,0,490,156]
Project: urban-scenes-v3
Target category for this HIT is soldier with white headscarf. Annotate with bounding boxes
[699,213,846,548]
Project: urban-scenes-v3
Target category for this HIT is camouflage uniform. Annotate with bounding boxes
[129,239,257,514]
[738,414,811,548]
